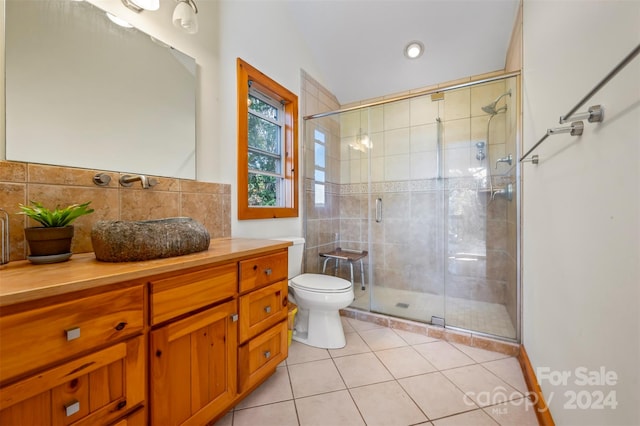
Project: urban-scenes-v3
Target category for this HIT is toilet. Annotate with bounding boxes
[277,237,354,349]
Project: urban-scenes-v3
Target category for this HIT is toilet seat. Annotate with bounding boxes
[290,273,352,293]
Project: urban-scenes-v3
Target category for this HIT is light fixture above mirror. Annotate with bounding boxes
[173,0,199,34]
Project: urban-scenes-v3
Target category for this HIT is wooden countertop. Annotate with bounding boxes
[0,238,291,308]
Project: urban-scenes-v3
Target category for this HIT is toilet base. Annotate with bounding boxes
[292,308,346,349]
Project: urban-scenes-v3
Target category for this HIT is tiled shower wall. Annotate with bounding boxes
[301,70,342,273]
[0,161,231,261]
[303,71,518,335]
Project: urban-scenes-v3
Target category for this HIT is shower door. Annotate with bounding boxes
[359,76,519,340]
[304,75,519,341]
[338,98,447,325]
[441,77,519,340]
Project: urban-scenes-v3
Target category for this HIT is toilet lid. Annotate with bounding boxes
[290,274,352,293]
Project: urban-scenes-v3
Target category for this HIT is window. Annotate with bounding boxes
[313,128,326,206]
[237,58,298,219]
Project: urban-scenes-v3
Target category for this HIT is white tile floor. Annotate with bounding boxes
[215,317,538,426]
[351,286,516,339]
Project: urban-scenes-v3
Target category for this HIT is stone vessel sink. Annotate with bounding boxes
[91,217,210,262]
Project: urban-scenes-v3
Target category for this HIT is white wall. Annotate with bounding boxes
[216,0,324,239]
[522,1,639,424]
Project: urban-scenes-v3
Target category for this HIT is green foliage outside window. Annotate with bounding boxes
[248,174,277,206]
[248,92,282,207]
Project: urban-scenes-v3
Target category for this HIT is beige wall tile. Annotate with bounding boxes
[0,161,231,261]
[119,188,180,221]
[28,164,103,187]
[0,161,27,182]
[410,96,440,126]
[0,182,27,260]
[444,88,471,121]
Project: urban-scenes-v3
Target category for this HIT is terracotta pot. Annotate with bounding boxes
[24,225,74,256]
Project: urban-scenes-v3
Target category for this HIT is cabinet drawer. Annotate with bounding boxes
[150,263,237,325]
[238,320,288,393]
[239,251,287,293]
[0,286,144,384]
[0,335,145,426]
[239,280,288,343]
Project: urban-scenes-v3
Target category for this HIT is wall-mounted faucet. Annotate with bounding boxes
[495,153,513,169]
[492,183,514,201]
[119,174,158,189]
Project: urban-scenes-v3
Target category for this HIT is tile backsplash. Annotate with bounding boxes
[0,161,231,262]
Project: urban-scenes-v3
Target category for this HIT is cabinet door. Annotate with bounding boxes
[150,300,237,426]
[0,335,145,426]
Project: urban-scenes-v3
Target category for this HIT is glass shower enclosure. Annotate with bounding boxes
[303,75,519,341]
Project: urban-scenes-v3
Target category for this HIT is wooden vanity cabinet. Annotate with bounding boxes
[0,286,145,425]
[1,240,291,426]
[148,250,289,424]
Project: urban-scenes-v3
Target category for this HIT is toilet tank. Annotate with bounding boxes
[272,237,305,279]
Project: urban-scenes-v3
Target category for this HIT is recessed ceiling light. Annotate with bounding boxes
[404,41,424,59]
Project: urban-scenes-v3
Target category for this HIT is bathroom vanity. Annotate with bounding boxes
[0,238,290,425]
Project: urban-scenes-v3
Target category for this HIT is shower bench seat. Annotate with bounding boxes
[320,248,367,290]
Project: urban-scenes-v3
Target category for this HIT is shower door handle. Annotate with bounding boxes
[375,198,382,223]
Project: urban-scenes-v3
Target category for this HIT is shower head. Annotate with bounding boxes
[481,90,512,115]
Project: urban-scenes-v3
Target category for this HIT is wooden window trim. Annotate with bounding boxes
[237,58,299,220]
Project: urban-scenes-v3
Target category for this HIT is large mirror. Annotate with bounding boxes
[5,0,196,179]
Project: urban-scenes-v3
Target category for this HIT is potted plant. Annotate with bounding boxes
[18,201,94,263]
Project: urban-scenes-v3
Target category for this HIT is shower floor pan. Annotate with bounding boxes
[351,285,516,339]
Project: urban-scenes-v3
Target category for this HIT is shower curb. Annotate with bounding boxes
[340,307,519,357]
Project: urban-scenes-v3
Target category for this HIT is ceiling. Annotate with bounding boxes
[287,0,520,105]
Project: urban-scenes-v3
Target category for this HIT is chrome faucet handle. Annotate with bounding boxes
[495,153,513,169]
[119,174,157,189]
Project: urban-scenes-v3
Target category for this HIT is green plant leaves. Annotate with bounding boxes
[18,201,94,227]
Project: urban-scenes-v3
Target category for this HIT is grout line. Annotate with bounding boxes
[477,359,527,398]
[265,317,527,426]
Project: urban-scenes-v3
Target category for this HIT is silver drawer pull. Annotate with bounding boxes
[231,314,239,322]
[264,351,271,359]
[264,306,271,314]
[65,327,80,341]
[65,400,80,417]
[264,268,272,276]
